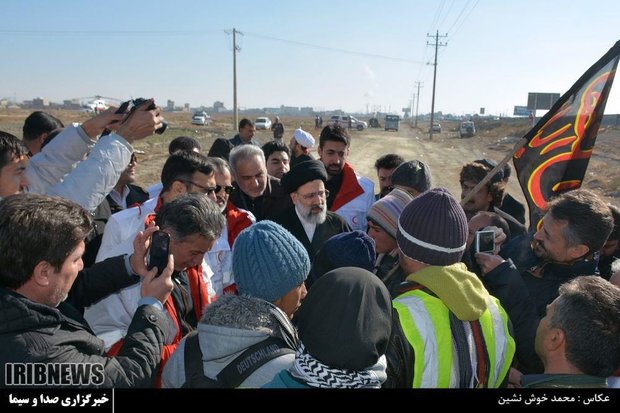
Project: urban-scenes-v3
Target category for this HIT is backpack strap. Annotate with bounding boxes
[182,332,295,388]
[182,332,218,388]
[216,336,295,387]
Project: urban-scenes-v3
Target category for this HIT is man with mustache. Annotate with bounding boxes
[317,124,374,232]
[228,144,291,221]
[474,189,613,374]
[204,156,254,296]
[273,160,350,261]
[459,159,525,238]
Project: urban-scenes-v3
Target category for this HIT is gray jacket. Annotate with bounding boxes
[162,295,298,388]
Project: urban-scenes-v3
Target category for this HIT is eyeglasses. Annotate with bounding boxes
[216,185,234,195]
[180,179,218,195]
[297,189,330,200]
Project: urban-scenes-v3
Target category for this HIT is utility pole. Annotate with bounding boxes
[229,28,243,128]
[427,31,447,140]
[414,81,423,128]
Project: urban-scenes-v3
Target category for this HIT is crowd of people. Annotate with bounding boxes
[0,108,618,390]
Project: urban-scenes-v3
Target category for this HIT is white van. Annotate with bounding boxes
[459,121,476,138]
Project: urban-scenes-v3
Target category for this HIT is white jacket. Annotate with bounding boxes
[333,175,375,232]
[87,195,216,349]
[83,263,214,350]
[96,197,158,262]
[26,123,132,212]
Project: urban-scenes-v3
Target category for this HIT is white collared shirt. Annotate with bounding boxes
[108,185,129,210]
[295,205,317,242]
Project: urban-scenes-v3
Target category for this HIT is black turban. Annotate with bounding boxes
[280,160,327,193]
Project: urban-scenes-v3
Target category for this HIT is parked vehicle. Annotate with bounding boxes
[191,112,211,126]
[384,115,400,131]
[431,122,442,133]
[328,115,367,131]
[255,117,272,130]
[459,121,476,138]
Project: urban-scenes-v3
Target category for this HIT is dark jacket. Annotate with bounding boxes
[272,206,350,262]
[499,193,526,225]
[500,233,599,316]
[228,134,260,148]
[271,122,284,140]
[290,153,314,168]
[0,256,167,388]
[106,184,150,214]
[229,176,292,221]
[483,260,541,373]
[485,234,601,373]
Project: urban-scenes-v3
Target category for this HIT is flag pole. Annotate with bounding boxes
[460,136,529,206]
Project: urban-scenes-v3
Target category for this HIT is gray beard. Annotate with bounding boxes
[295,202,327,225]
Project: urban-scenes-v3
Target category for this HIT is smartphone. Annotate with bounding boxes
[148,231,170,277]
[475,230,495,254]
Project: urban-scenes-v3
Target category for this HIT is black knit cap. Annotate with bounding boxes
[396,188,468,266]
[280,159,327,193]
[391,160,432,193]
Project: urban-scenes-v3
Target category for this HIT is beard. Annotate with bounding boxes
[326,163,343,176]
[48,286,68,308]
[531,239,550,260]
[296,202,327,225]
[216,195,227,213]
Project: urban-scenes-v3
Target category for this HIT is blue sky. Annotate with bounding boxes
[1,0,619,116]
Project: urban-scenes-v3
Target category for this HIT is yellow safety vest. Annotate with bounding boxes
[393,289,515,388]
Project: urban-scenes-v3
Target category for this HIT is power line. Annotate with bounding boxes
[444,0,479,36]
[243,31,425,64]
[0,29,220,36]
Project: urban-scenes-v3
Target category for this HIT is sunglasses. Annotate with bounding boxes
[216,185,234,195]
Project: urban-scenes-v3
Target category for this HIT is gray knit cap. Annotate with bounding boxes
[396,188,467,266]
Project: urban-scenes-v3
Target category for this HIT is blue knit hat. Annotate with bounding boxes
[232,221,310,302]
[307,231,376,288]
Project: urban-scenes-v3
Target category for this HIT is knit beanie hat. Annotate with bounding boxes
[233,221,310,302]
[391,160,432,193]
[367,188,414,239]
[307,231,376,288]
[396,188,468,266]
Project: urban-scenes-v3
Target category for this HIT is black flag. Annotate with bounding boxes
[514,40,620,229]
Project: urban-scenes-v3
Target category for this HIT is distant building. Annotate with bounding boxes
[167,100,175,111]
[63,99,80,110]
[183,103,190,112]
[32,97,49,108]
[213,101,226,112]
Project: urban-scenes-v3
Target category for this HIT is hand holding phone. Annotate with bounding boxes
[475,230,495,254]
[148,231,170,277]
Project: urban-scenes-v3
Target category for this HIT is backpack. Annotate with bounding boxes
[182,305,298,388]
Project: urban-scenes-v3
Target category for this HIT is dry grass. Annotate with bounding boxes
[1,108,618,209]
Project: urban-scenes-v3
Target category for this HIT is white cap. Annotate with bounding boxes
[293,128,315,148]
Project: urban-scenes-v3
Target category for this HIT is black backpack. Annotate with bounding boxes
[182,306,298,388]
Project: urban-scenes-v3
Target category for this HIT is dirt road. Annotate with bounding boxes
[0,109,617,215]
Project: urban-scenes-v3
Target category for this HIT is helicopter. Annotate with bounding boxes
[77,96,121,113]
